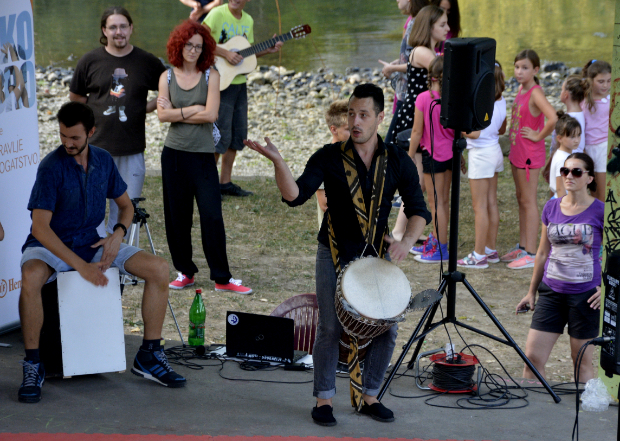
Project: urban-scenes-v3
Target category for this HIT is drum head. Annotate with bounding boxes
[341,257,411,320]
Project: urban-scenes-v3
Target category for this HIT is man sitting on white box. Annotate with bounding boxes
[18,101,186,403]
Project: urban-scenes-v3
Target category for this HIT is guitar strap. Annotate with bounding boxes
[327,141,388,411]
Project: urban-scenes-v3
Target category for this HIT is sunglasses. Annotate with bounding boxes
[560,167,587,178]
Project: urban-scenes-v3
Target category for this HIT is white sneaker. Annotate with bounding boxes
[119,109,127,122]
[103,106,116,116]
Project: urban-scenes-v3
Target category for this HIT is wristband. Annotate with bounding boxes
[181,107,185,119]
[113,223,127,236]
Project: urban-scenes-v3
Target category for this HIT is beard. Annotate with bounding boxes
[64,138,88,156]
[111,37,128,49]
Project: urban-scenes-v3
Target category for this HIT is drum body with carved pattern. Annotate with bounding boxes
[335,256,411,340]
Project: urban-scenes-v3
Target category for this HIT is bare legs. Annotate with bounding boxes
[19,252,170,347]
[511,165,541,254]
[469,174,499,255]
[523,328,596,382]
[424,170,451,244]
[123,252,170,340]
[19,261,54,350]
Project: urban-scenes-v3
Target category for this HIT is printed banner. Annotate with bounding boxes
[0,0,38,333]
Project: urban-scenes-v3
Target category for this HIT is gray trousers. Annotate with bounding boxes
[313,243,398,399]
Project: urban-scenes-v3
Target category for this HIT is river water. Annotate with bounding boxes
[33,0,613,73]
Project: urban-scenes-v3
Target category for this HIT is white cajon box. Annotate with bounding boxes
[56,268,126,376]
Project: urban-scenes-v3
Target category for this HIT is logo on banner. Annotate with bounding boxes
[0,278,21,298]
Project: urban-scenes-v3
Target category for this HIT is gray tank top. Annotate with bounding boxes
[164,69,215,153]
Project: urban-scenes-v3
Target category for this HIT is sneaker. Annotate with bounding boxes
[457,252,489,269]
[215,278,253,295]
[410,232,437,255]
[131,349,186,388]
[486,250,500,263]
[220,182,253,197]
[119,109,127,122]
[18,360,45,403]
[169,273,194,290]
[500,244,524,262]
[507,253,535,270]
[414,243,448,263]
[103,106,116,116]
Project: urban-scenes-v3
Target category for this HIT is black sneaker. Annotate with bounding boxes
[220,182,253,197]
[18,360,45,403]
[359,402,395,422]
[311,404,337,426]
[131,349,186,388]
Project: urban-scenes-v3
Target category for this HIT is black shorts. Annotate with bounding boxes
[530,282,600,339]
[421,148,453,174]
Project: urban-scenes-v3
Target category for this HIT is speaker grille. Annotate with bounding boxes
[473,71,496,130]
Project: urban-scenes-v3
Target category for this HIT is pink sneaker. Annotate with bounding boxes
[486,251,500,263]
[169,273,195,289]
[457,252,489,269]
[500,244,524,262]
[215,278,253,295]
[507,253,535,270]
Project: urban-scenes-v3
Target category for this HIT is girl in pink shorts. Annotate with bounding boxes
[502,49,558,270]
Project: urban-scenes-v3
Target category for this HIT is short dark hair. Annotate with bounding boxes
[57,102,95,133]
[100,6,133,46]
[566,152,597,193]
[349,83,384,115]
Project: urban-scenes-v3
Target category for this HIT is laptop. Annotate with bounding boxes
[226,311,306,364]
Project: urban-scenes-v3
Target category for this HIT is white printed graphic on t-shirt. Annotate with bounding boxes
[546,222,594,283]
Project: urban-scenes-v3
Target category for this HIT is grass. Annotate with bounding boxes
[121,155,589,381]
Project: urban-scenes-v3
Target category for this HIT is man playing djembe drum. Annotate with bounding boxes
[244,83,431,426]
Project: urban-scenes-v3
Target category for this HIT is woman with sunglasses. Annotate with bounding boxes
[516,152,603,382]
[157,20,251,294]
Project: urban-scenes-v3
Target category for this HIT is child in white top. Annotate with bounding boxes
[456,62,507,269]
[549,112,582,199]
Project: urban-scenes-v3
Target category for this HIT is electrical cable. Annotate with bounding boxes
[163,345,314,385]
[570,337,612,441]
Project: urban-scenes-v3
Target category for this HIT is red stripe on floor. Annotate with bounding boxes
[0,435,502,441]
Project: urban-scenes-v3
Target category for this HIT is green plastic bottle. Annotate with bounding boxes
[188,289,206,346]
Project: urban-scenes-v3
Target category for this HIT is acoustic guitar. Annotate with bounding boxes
[215,24,311,91]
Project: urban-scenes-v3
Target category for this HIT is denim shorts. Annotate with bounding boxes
[21,244,142,284]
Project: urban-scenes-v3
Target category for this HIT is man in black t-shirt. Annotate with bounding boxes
[70,6,165,237]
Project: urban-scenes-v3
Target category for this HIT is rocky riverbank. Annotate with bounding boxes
[35,62,579,176]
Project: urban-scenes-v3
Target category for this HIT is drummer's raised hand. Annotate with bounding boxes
[244,137,300,201]
[384,235,411,263]
[243,137,283,164]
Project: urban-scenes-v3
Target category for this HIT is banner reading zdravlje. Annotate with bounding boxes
[0,0,38,334]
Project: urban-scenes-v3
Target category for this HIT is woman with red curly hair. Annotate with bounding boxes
[158,20,252,294]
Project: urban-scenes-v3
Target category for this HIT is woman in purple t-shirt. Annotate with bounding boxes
[516,152,603,382]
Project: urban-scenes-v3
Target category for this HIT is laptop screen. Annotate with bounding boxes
[225,311,295,364]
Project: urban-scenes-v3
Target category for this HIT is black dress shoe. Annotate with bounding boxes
[311,404,337,426]
[359,402,395,422]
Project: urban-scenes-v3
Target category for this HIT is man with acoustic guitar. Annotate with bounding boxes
[244,84,431,426]
[203,0,283,197]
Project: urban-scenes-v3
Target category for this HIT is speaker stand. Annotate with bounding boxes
[379,132,561,403]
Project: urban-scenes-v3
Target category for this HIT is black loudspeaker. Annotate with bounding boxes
[601,251,620,377]
[440,38,497,132]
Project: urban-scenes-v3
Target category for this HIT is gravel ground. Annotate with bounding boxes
[35,62,577,174]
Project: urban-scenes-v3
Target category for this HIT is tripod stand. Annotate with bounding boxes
[378,133,561,403]
[122,197,186,346]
